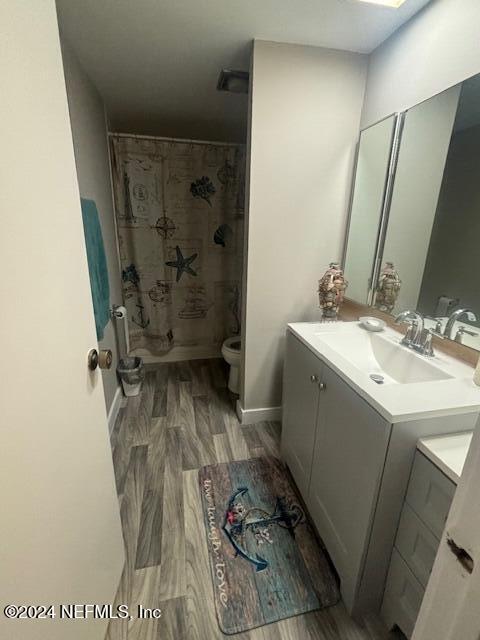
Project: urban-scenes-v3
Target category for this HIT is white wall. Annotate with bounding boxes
[241,40,367,413]
[61,41,123,413]
[362,0,480,128]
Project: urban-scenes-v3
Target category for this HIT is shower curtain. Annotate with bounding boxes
[110,135,245,356]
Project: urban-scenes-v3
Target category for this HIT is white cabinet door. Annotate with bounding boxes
[308,364,391,612]
[281,333,323,497]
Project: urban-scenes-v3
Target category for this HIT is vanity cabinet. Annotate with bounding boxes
[282,331,391,611]
[282,324,478,620]
[282,334,324,497]
[308,365,391,611]
[381,451,455,638]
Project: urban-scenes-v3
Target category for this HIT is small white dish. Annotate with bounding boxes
[359,316,386,332]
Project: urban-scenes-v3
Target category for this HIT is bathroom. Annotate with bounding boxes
[3,1,480,639]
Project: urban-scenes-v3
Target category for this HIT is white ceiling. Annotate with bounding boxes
[57,0,432,142]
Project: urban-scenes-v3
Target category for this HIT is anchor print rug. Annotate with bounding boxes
[198,456,339,634]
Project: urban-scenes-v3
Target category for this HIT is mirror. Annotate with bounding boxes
[343,73,480,351]
[381,86,461,314]
[343,115,396,304]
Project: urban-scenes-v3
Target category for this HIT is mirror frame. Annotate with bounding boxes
[342,112,405,305]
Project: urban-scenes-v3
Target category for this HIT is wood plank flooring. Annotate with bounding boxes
[106,358,402,640]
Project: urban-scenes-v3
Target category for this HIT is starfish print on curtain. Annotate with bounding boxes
[165,245,198,282]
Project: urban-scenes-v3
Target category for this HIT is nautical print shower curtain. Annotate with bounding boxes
[110,135,245,356]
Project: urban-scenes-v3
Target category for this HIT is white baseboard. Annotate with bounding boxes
[130,345,221,363]
[107,385,125,435]
[236,400,282,425]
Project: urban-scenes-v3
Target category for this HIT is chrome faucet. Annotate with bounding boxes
[444,308,478,340]
[394,310,424,348]
[394,310,443,357]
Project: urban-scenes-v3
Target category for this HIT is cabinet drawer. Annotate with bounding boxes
[395,502,439,588]
[406,452,455,539]
[382,549,424,639]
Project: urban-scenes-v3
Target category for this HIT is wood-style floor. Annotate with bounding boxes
[106,358,401,640]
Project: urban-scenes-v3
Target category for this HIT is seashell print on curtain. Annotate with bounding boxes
[110,135,245,357]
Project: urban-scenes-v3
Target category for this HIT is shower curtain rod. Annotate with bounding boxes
[108,131,244,147]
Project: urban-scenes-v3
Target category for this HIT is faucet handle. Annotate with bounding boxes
[421,331,435,357]
[415,327,444,357]
[427,326,445,339]
[424,316,443,333]
[400,319,418,347]
[455,326,479,343]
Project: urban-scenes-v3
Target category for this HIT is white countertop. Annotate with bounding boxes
[418,432,473,484]
[288,321,480,424]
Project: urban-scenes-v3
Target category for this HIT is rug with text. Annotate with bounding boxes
[198,456,339,634]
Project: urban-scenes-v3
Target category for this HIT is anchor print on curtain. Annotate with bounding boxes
[110,135,245,356]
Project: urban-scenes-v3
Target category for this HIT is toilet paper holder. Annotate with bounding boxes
[111,304,130,356]
[111,305,125,319]
[434,295,460,317]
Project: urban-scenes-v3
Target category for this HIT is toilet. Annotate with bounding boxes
[221,336,241,394]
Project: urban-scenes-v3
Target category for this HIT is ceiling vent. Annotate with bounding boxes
[217,69,249,94]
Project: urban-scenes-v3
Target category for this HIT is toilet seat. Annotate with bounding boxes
[222,336,241,355]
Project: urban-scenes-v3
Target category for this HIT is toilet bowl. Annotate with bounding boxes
[221,336,241,394]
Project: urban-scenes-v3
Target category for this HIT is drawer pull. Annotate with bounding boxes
[310,374,318,383]
[447,536,474,574]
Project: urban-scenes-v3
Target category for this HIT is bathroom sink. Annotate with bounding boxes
[317,330,452,385]
[287,320,479,423]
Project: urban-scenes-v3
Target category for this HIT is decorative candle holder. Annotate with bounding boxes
[318,262,348,321]
[375,262,401,314]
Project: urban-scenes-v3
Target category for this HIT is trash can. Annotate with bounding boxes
[117,356,145,397]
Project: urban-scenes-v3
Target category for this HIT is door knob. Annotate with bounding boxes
[88,348,113,371]
[319,382,327,391]
[310,374,319,383]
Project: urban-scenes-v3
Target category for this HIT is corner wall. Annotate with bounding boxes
[61,41,123,414]
[241,40,367,416]
[362,0,480,128]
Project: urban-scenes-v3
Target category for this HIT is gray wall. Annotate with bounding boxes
[418,124,480,318]
[362,0,480,129]
[241,40,367,414]
[61,41,123,413]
